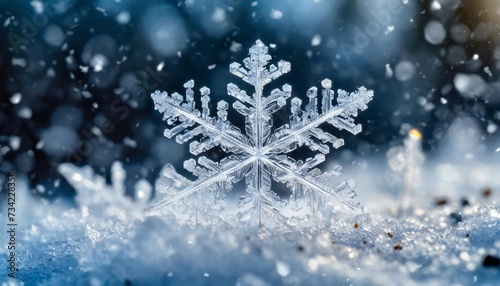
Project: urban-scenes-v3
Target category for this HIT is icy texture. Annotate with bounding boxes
[147,40,373,228]
[8,136,500,285]
[58,162,149,225]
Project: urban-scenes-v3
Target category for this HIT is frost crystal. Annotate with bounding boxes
[147,40,373,229]
[58,162,148,224]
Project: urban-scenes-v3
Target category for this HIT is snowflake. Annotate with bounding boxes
[146,40,373,229]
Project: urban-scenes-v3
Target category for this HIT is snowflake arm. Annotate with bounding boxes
[266,155,361,213]
[263,82,374,155]
[144,156,255,218]
[151,81,253,155]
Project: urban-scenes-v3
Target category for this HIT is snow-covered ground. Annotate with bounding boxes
[1,148,498,285]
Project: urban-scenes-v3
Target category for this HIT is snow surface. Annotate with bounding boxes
[1,145,499,285]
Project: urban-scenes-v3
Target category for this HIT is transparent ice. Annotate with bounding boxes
[146,40,374,228]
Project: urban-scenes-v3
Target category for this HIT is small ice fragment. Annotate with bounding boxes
[229,42,242,53]
[430,0,441,11]
[95,7,106,15]
[440,97,447,104]
[208,64,216,70]
[36,140,44,149]
[10,93,22,104]
[36,185,46,194]
[385,64,393,78]
[31,0,44,14]
[385,26,395,34]
[123,137,137,147]
[10,136,21,150]
[311,35,321,46]
[79,66,89,73]
[82,91,92,98]
[4,17,12,27]
[484,66,493,77]
[90,54,108,72]
[157,61,165,71]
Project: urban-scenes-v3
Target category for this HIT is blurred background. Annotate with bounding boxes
[0,0,499,200]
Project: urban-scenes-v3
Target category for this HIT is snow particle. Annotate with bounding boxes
[135,179,152,203]
[43,25,65,47]
[9,136,21,151]
[311,35,321,46]
[270,10,283,19]
[31,0,44,14]
[424,21,446,45]
[116,11,130,25]
[454,73,487,98]
[41,126,79,159]
[395,61,415,81]
[276,261,291,277]
[229,42,242,53]
[211,7,225,23]
[18,107,32,119]
[487,122,497,134]
[10,93,22,104]
[89,54,108,72]
[430,0,441,11]
[385,64,393,78]
[141,5,187,56]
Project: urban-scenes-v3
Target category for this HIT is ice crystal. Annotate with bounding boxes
[58,162,148,224]
[146,40,373,228]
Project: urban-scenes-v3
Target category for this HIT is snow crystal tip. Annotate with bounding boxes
[321,79,332,89]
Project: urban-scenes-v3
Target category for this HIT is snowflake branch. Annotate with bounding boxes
[144,156,256,217]
[263,157,363,213]
[152,83,253,155]
[263,86,373,155]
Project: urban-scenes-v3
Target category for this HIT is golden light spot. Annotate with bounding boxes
[409,128,422,140]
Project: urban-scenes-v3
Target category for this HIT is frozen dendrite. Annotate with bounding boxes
[147,40,373,229]
[387,129,425,214]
